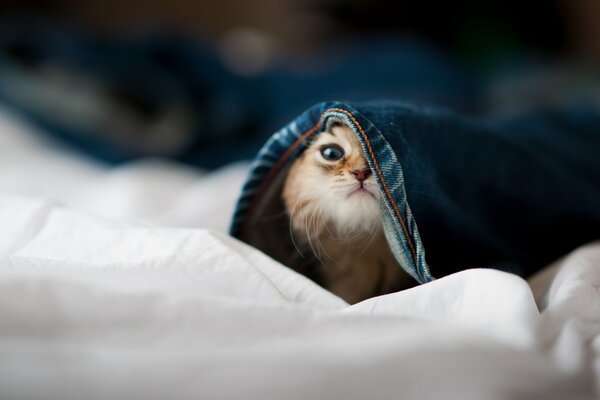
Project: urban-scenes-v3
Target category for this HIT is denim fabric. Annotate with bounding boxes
[231,101,600,283]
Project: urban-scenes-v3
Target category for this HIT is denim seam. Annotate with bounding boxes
[326,108,421,277]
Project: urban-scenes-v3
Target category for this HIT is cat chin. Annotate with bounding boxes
[327,196,381,235]
[346,187,377,200]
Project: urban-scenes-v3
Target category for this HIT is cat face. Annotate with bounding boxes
[282,123,381,239]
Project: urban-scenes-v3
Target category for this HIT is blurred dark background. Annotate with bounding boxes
[1,0,599,168]
[2,0,598,65]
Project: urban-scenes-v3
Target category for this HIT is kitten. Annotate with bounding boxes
[282,123,413,303]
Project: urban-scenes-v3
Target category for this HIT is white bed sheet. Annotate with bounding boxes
[0,108,599,399]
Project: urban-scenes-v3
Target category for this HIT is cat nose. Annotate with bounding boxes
[352,168,371,182]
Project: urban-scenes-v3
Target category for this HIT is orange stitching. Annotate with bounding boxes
[327,108,420,272]
[241,107,422,281]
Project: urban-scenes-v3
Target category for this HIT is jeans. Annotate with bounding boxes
[231,100,600,283]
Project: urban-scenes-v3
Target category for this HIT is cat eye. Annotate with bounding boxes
[319,144,344,161]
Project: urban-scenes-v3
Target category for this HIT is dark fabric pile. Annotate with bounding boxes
[229,100,600,283]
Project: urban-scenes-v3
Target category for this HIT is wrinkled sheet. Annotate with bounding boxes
[0,108,599,400]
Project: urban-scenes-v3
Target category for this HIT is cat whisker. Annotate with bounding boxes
[314,203,348,271]
[289,198,306,259]
[357,222,380,256]
[341,230,370,242]
[320,210,336,238]
[300,204,315,258]
[259,209,290,223]
[313,206,324,262]
[312,206,325,261]
[305,207,322,262]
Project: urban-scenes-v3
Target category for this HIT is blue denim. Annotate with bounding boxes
[231,101,600,283]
